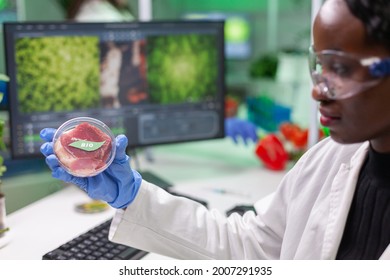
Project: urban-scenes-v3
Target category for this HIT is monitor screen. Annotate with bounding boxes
[3,21,225,159]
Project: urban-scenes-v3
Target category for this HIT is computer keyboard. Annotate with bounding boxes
[42,185,208,260]
[42,219,148,260]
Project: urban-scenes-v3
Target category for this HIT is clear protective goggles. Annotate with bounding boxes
[308,45,390,100]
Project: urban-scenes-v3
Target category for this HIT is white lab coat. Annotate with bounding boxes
[109,137,390,259]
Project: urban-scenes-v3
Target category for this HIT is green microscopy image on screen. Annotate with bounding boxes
[146,34,218,104]
[15,36,100,113]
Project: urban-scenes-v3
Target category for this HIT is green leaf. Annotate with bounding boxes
[68,140,106,152]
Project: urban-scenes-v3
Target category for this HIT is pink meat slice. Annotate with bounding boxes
[54,122,112,176]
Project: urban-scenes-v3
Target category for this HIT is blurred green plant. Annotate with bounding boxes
[0,85,7,191]
[0,74,8,181]
[15,36,100,113]
[0,118,7,233]
[249,53,278,79]
[0,120,6,180]
[56,0,72,11]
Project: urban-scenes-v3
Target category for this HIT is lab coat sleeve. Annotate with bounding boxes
[108,176,292,259]
[108,138,369,260]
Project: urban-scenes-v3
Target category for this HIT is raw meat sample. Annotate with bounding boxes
[54,122,113,176]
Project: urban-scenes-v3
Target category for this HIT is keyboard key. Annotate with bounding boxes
[118,247,141,260]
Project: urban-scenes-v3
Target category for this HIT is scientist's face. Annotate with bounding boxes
[312,0,390,153]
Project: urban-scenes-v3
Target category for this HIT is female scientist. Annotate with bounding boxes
[40,0,390,259]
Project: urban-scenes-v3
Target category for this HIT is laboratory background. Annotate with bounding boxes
[0,0,323,259]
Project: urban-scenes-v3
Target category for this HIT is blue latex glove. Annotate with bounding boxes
[40,128,142,209]
[225,117,259,145]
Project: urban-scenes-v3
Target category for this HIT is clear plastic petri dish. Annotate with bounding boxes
[53,117,116,177]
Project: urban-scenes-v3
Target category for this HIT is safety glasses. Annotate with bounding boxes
[308,45,390,99]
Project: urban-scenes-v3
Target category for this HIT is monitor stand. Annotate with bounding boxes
[129,148,208,207]
[138,170,173,191]
[127,147,174,190]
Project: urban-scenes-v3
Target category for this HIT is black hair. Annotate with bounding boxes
[345,0,390,49]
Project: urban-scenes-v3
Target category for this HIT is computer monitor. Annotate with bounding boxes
[3,21,226,160]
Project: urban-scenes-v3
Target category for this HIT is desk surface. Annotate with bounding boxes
[0,139,287,260]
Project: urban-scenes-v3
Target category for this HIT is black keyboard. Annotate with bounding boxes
[42,219,148,260]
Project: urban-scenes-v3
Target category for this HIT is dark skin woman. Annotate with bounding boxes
[312,0,390,152]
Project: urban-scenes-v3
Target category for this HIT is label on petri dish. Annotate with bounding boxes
[68,140,106,152]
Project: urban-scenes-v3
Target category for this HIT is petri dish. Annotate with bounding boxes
[53,117,116,177]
